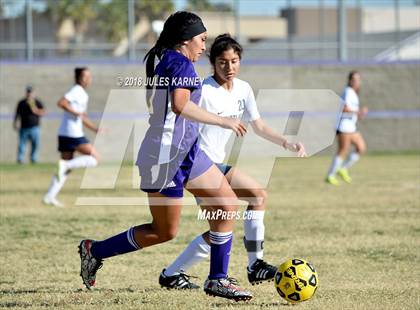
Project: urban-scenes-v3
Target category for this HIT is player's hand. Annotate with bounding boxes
[220,117,247,137]
[96,127,109,134]
[27,100,36,110]
[284,141,307,157]
[358,106,368,118]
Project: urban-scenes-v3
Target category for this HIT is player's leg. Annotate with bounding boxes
[29,126,40,164]
[59,142,99,177]
[341,132,366,172]
[186,164,252,300]
[79,192,183,289]
[17,128,28,164]
[337,132,366,183]
[132,193,183,247]
[224,167,277,284]
[48,142,99,204]
[326,133,351,185]
[162,166,272,286]
[43,150,74,207]
[159,227,209,289]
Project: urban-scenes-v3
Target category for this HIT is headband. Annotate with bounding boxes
[180,20,207,40]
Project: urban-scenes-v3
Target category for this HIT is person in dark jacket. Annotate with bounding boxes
[13,85,45,164]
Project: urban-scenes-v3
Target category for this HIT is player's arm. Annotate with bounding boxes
[57,97,82,117]
[13,103,20,131]
[81,114,99,133]
[342,103,368,118]
[171,88,247,137]
[342,104,355,113]
[29,100,46,117]
[251,118,306,157]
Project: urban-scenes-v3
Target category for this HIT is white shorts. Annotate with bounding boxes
[338,119,357,134]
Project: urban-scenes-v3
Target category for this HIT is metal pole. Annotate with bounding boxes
[234,0,241,43]
[287,0,292,61]
[128,0,135,61]
[394,0,400,60]
[25,0,33,61]
[356,0,362,60]
[319,0,325,60]
[338,0,347,61]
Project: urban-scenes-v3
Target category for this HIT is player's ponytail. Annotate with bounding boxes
[143,11,206,91]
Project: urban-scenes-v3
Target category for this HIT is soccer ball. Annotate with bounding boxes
[274,258,318,303]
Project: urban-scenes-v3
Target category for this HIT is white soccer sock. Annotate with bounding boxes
[45,174,68,199]
[65,155,98,170]
[164,234,210,276]
[342,152,360,170]
[243,210,265,268]
[327,156,343,177]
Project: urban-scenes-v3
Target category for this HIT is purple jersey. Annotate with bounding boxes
[137,50,212,196]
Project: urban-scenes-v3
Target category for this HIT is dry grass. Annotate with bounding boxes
[0,154,419,309]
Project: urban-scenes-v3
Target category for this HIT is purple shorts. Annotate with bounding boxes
[139,142,212,198]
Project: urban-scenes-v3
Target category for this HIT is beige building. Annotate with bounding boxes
[199,12,287,40]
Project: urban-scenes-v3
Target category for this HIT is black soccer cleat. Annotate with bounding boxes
[78,239,103,289]
[204,277,253,301]
[247,259,277,285]
[159,269,200,289]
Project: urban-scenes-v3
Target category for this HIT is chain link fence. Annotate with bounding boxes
[0,0,419,62]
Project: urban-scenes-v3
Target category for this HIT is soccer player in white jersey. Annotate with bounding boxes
[158,34,306,289]
[43,67,100,207]
[326,71,368,185]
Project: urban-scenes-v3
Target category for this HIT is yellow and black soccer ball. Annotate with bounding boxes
[274,258,319,303]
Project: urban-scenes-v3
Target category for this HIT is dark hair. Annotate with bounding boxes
[347,70,359,86]
[75,67,88,84]
[209,34,243,65]
[143,11,205,89]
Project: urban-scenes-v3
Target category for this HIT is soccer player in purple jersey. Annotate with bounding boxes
[159,34,306,289]
[78,12,252,301]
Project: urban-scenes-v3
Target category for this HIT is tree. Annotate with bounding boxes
[136,0,173,21]
[97,0,173,43]
[47,0,98,44]
[187,0,232,12]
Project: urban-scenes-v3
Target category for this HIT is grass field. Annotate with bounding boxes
[1,154,419,309]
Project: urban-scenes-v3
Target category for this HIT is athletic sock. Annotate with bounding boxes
[164,233,210,276]
[66,155,97,170]
[342,152,360,170]
[327,155,343,177]
[209,231,232,280]
[44,174,68,199]
[243,210,265,268]
[91,227,141,259]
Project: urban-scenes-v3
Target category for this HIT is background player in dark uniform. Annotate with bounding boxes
[13,85,45,164]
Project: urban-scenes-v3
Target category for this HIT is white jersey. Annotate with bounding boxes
[338,86,359,133]
[199,76,260,163]
[58,84,88,138]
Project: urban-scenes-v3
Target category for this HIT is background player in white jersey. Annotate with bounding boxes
[158,34,306,289]
[326,71,368,185]
[43,67,100,207]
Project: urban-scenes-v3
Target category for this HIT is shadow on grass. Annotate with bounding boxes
[0,286,147,295]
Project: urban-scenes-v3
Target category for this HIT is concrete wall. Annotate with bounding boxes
[0,62,418,162]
